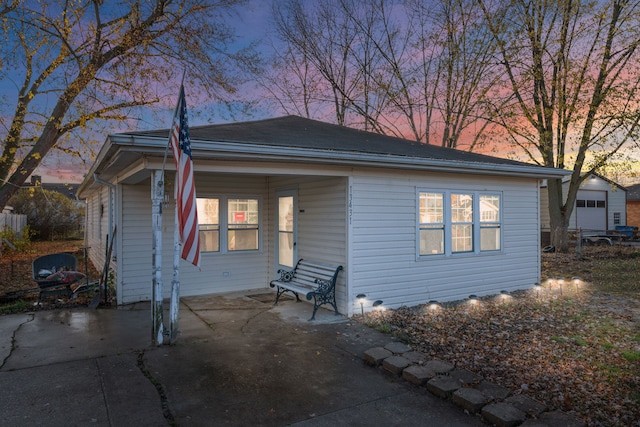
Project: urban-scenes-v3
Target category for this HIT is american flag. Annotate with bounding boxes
[170,85,200,267]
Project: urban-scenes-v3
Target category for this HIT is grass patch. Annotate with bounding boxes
[622,350,640,362]
[571,336,588,346]
[600,341,615,351]
[0,299,33,315]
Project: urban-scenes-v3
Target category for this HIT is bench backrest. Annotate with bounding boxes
[294,259,343,287]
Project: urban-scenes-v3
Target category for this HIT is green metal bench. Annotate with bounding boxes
[270,259,343,321]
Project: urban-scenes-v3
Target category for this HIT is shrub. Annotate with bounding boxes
[8,187,84,241]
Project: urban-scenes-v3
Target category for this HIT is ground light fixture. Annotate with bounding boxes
[372,300,384,321]
[499,290,511,302]
[468,294,479,307]
[356,293,366,317]
[534,282,542,298]
[572,276,582,293]
[427,300,440,311]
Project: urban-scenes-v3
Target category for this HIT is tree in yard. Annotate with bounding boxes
[272,0,366,127]
[0,0,247,212]
[9,187,84,240]
[478,0,640,251]
[262,0,501,148]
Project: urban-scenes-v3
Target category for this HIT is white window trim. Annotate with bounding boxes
[198,194,262,254]
[417,189,503,258]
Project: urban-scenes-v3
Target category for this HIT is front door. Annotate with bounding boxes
[276,189,297,270]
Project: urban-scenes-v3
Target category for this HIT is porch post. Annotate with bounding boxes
[151,170,164,345]
[169,200,181,344]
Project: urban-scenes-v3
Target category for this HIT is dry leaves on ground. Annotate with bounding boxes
[366,279,640,426]
[0,240,102,310]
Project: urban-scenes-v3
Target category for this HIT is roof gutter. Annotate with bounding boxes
[108,134,568,179]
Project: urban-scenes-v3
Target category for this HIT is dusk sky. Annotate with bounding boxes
[5,0,639,186]
[31,1,276,184]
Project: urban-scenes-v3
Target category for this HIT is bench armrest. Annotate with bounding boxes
[276,268,296,282]
[313,278,334,295]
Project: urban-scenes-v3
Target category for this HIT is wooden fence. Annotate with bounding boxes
[0,211,27,237]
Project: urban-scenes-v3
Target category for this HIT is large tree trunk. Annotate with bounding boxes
[547,178,571,252]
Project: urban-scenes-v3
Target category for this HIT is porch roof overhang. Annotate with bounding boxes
[77,116,567,198]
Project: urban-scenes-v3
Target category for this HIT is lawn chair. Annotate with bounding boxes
[32,253,86,300]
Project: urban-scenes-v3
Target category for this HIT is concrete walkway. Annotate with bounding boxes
[0,291,485,426]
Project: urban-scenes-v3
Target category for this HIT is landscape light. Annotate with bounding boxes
[373,300,385,321]
[534,282,542,298]
[572,277,582,293]
[499,290,511,302]
[356,293,366,317]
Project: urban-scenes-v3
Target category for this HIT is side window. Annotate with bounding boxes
[451,193,473,253]
[419,193,444,255]
[480,195,501,251]
[418,190,502,256]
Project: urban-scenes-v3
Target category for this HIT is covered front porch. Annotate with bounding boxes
[113,169,352,315]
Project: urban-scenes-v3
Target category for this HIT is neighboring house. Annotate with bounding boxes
[627,183,640,228]
[540,173,627,243]
[77,116,566,316]
[24,175,81,201]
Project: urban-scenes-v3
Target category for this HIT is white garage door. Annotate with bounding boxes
[576,190,607,231]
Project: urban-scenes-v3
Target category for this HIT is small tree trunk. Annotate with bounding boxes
[550,221,570,252]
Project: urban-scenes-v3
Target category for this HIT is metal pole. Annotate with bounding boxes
[577,227,582,259]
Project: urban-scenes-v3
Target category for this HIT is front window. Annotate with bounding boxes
[196,196,260,253]
[228,198,259,251]
[197,198,220,252]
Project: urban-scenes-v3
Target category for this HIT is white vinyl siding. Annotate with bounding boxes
[83,159,543,316]
[349,170,539,313]
[85,186,115,278]
[268,176,347,311]
[116,173,269,304]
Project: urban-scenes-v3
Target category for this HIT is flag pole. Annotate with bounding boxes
[169,71,187,344]
[151,77,184,346]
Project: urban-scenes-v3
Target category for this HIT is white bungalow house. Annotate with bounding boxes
[77,116,566,316]
[540,173,627,245]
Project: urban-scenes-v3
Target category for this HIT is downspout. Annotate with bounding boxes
[94,173,117,260]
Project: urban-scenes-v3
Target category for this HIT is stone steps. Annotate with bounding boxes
[363,342,585,427]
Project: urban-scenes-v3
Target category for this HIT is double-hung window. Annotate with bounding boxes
[227,198,259,251]
[196,196,260,253]
[451,193,473,253]
[418,190,502,256]
[197,198,220,252]
[419,193,444,255]
[479,195,501,251]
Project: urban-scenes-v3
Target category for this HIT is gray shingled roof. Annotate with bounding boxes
[126,115,538,168]
[627,183,640,200]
